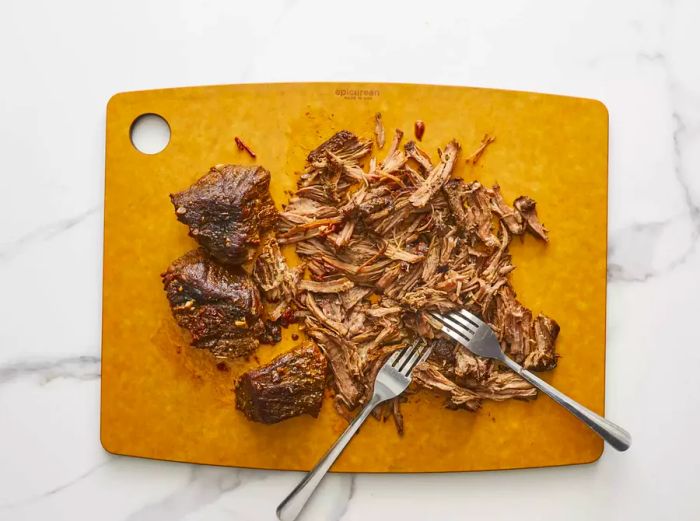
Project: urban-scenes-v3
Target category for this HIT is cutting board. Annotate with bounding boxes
[101,82,608,472]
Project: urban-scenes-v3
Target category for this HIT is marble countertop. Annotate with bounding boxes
[1,0,699,519]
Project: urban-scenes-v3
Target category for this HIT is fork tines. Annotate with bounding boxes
[389,339,431,376]
[429,310,481,341]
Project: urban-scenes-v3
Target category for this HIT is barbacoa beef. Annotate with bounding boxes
[162,122,560,431]
[276,126,560,425]
[162,249,269,358]
[252,237,305,321]
[170,164,277,265]
[235,343,328,423]
[306,130,372,165]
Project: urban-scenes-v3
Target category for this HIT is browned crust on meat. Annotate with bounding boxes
[162,249,267,358]
[235,343,327,423]
[170,164,277,265]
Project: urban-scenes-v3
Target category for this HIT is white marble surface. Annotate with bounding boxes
[1,0,699,519]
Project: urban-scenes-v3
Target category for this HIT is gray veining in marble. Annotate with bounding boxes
[0,206,100,262]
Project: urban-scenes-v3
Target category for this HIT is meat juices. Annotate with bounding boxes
[235,343,328,423]
[162,249,267,358]
[170,164,277,265]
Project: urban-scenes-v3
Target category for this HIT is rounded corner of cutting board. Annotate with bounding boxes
[587,442,606,465]
[106,91,127,111]
[99,410,122,458]
[581,96,610,125]
[99,431,119,457]
[101,82,609,473]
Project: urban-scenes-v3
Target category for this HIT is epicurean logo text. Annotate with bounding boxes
[334,88,380,100]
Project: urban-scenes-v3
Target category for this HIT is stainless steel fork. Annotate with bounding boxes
[430,309,631,452]
[276,339,431,521]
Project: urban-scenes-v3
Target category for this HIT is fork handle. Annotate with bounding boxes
[276,395,383,521]
[501,356,631,451]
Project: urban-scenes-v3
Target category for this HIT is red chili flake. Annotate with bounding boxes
[326,222,342,234]
[216,361,229,372]
[234,137,256,158]
[280,308,296,327]
[292,333,299,341]
[466,134,495,165]
[414,120,425,141]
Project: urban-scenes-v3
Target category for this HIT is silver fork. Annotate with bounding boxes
[430,310,631,452]
[276,339,431,521]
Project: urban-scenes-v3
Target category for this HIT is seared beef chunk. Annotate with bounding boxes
[170,165,277,265]
[235,343,327,424]
[162,249,266,358]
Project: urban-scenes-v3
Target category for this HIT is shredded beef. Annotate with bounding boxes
[279,126,558,426]
[163,121,560,431]
[514,196,549,241]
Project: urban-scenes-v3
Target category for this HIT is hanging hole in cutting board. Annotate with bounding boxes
[130,113,170,154]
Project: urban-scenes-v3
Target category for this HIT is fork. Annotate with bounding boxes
[276,339,431,521]
[430,309,631,452]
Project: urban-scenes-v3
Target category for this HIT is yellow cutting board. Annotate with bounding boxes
[101,82,608,472]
